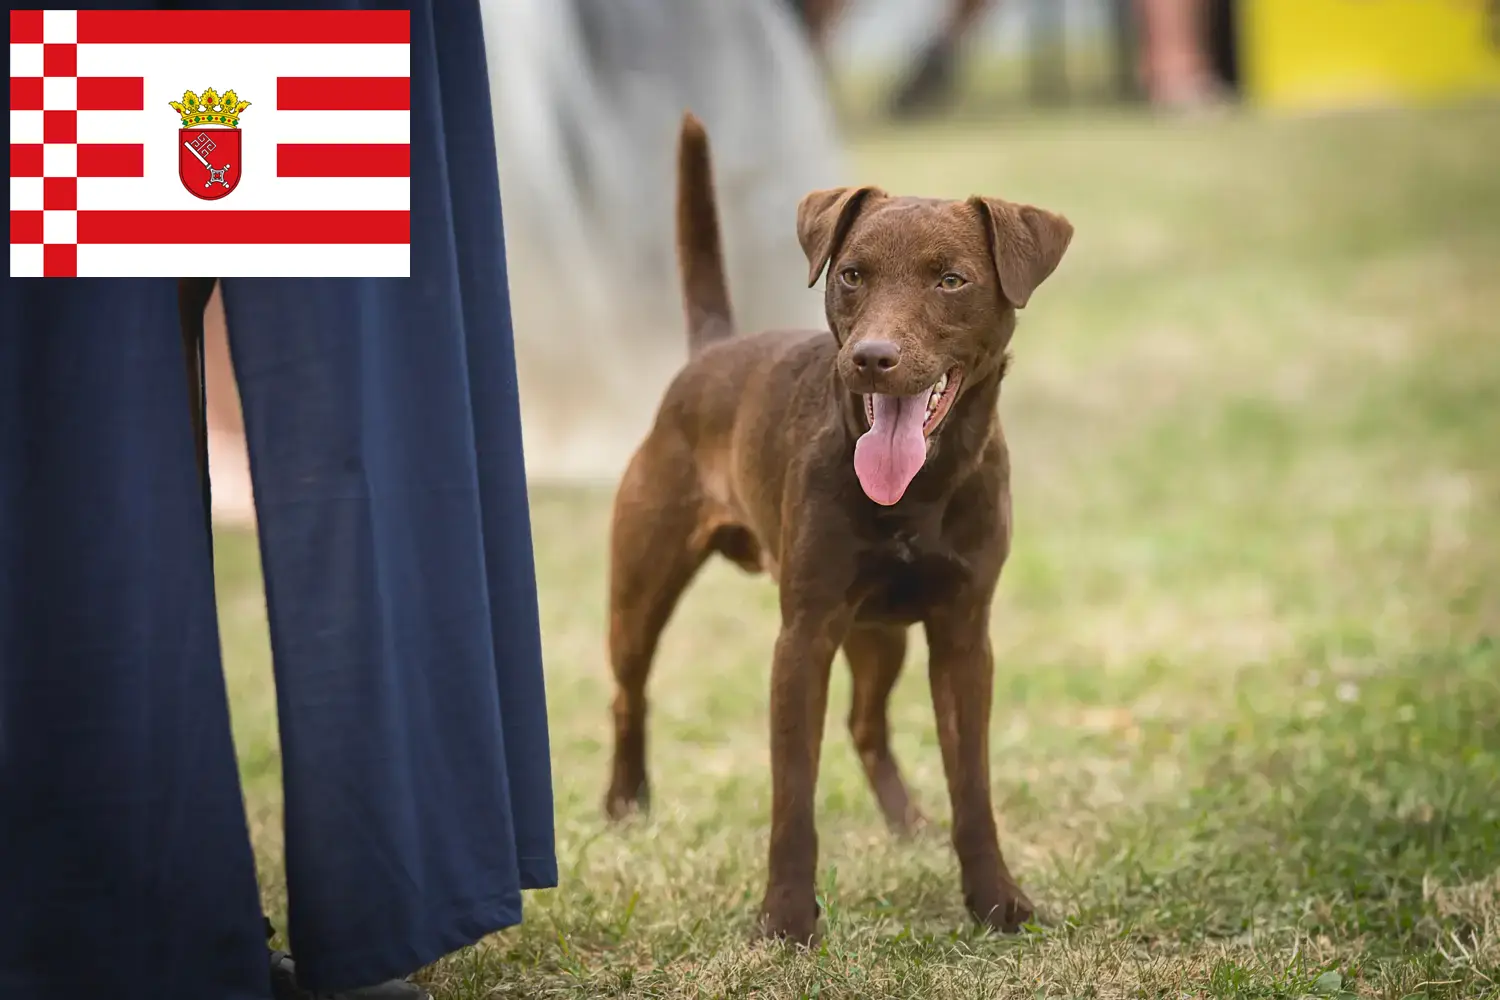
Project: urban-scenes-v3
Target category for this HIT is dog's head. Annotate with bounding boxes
[797,187,1072,505]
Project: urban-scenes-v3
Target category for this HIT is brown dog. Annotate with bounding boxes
[604,113,1073,943]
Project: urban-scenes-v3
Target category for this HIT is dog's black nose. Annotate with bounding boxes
[851,340,901,373]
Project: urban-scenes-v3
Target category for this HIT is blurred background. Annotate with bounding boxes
[200,0,1500,515]
[214,3,1500,994]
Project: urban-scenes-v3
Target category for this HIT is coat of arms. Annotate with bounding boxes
[169,87,249,201]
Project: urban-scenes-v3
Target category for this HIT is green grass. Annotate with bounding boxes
[215,104,1500,998]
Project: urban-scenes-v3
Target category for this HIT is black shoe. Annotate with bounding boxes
[266,921,431,1000]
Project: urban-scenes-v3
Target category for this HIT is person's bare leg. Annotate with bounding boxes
[1134,0,1222,108]
[203,287,257,527]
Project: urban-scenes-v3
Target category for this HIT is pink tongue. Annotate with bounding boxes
[854,393,928,505]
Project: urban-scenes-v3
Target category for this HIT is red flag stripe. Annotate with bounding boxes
[44,111,76,144]
[77,210,410,245]
[277,77,409,112]
[9,77,144,111]
[11,210,43,245]
[11,77,43,111]
[10,9,43,44]
[44,244,78,278]
[10,144,43,178]
[43,43,77,77]
[10,144,145,178]
[277,143,409,178]
[45,177,77,211]
[78,77,146,111]
[76,10,409,45]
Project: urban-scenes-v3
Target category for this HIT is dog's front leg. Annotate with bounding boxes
[759,609,845,944]
[925,601,1034,933]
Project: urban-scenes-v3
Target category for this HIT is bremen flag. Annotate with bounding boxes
[9,8,411,278]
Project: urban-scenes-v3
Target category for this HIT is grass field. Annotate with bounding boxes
[215,104,1500,999]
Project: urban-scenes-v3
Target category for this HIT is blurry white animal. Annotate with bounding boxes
[480,0,844,479]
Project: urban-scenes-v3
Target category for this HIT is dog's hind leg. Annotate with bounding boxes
[844,624,926,836]
[604,443,710,821]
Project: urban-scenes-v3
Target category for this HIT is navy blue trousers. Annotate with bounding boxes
[0,3,556,997]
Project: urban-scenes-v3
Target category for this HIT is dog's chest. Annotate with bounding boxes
[851,527,971,625]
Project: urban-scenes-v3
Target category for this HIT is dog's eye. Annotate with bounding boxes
[838,267,863,288]
[939,273,967,291]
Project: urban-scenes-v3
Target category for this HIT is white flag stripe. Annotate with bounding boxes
[77,43,409,82]
[10,110,44,144]
[11,244,44,279]
[43,145,77,177]
[74,109,409,145]
[78,176,409,212]
[261,109,410,144]
[43,210,77,244]
[11,177,44,211]
[77,243,410,278]
[44,76,78,110]
[9,44,43,78]
[42,9,78,44]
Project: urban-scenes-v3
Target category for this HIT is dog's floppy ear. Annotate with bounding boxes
[797,186,883,288]
[969,197,1073,309]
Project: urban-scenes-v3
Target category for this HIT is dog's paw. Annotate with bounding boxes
[968,884,1035,934]
[602,780,650,822]
[757,886,821,946]
[888,806,930,840]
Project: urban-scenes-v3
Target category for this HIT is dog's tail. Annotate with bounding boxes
[676,112,734,354]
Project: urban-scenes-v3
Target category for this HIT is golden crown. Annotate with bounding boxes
[168,87,250,129]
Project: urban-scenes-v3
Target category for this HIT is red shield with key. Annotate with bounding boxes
[178,128,242,201]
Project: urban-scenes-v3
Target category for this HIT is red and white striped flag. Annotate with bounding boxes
[9,8,410,278]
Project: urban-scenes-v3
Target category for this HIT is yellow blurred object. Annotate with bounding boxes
[1242,0,1500,110]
